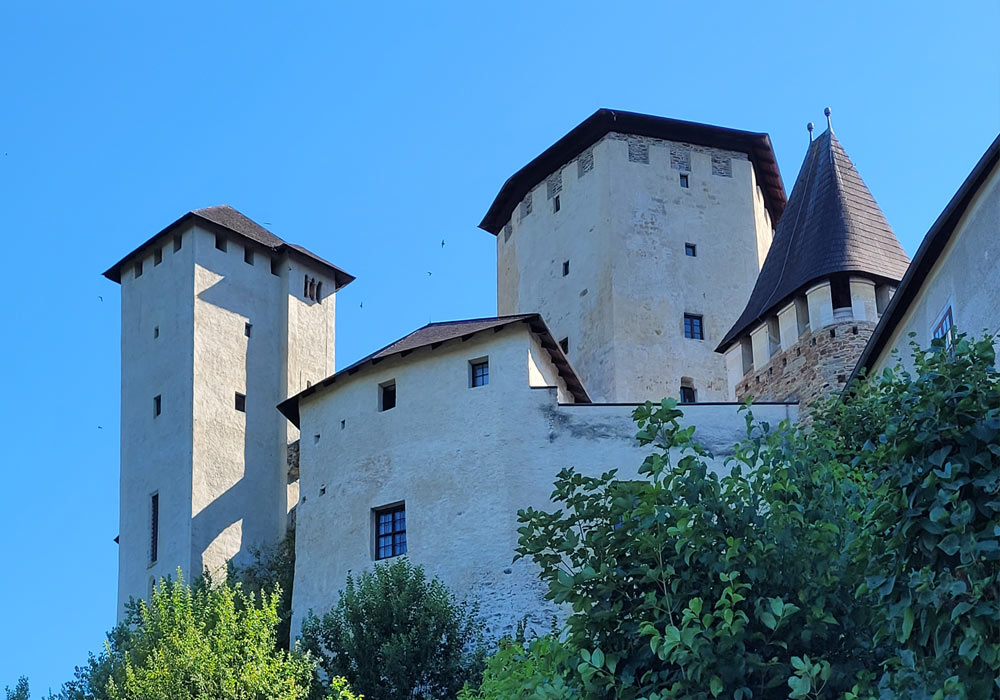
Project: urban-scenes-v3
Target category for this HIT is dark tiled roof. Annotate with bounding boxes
[103,205,355,289]
[850,133,1000,383]
[479,108,787,234]
[717,129,910,352]
[277,314,591,426]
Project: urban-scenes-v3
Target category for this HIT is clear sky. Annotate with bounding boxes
[0,1,997,692]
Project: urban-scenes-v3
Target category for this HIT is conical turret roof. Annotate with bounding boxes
[717,128,909,352]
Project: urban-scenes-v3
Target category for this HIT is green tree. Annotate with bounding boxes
[228,530,297,650]
[4,677,29,700]
[301,558,487,700]
[510,333,998,699]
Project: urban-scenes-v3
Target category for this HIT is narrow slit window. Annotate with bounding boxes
[270,258,280,276]
[150,493,159,564]
[375,504,406,560]
[244,246,254,265]
[685,243,696,257]
[153,326,159,339]
[244,322,252,337]
[235,392,246,412]
[562,260,570,276]
[683,314,704,340]
[215,233,227,252]
[153,394,161,417]
[553,195,561,213]
[304,274,310,297]
[154,248,163,266]
[315,282,322,303]
[470,359,489,387]
[680,173,689,188]
[173,234,182,252]
[379,381,396,412]
[135,261,143,278]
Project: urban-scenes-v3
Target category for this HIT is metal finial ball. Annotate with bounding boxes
[824,107,832,117]
[807,122,815,132]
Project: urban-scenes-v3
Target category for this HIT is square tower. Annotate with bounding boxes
[103,206,353,617]
[481,110,786,403]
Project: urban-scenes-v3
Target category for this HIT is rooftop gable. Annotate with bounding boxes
[479,108,787,235]
[717,128,910,353]
[103,205,355,289]
[277,314,591,427]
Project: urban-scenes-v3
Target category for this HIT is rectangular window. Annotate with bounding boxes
[270,257,280,276]
[173,234,182,252]
[215,233,227,252]
[680,173,689,188]
[150,493,159,564]
[562,260,570,276]
[470,359,489,387]
[553,194,560,213]
[154,248,163,266]
[379,380,396,412]
[683,314,704,340]
[244,322,252,337]
[375,504,406,560]
[154,326,159,339]
[135,261,143,278]
[244,246,254,265]
[932,306,954,347]
[153,394,161,417]
[685,243,696,257]
[235,392,246,412]
[680,385,696,403]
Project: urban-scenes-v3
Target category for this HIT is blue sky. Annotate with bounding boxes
[0,1,997,692]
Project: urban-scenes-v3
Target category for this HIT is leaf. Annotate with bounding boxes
[710,676,723,697]
[760,611,777,630]
[901,606,914,643]
[937,534,961,556]
[769,598,784,618]
[591,647,604,669]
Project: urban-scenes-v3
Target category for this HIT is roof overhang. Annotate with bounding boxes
[479,108,787,235]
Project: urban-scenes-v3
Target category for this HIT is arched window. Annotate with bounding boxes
[303,274,309,297]
[308,279,316,301]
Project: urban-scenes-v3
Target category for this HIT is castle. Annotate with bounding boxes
[103,108,923,637]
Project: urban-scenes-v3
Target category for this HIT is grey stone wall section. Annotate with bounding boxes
[671,147,691,171]
[628,138,649,164]
[547,171,563,199]
[519,192,533,220]
[577,149,594,176]
[712,153,733,177]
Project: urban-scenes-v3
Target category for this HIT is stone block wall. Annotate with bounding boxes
[734,319,878,420]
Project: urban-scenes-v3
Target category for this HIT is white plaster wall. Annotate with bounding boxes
[290,321,796,641]
[807,282,834,331]
[497,132,775,404]
[750,324,770,370]
[871,163,1000,373]
[777,302,798,351]
[850,278,878,322]
[118,228,195,617]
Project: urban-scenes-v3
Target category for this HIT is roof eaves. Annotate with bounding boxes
[847,134,1000,386]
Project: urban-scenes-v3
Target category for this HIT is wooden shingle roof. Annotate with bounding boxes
[717,129,910,352]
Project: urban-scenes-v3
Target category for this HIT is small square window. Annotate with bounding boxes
[154,248,163,266]
[470,359,489,388]
[559,337,569,354]
[685,243,697,257]
[379,381,396,412]
[215,233,227,252]
[153,326,159,339]
[270,258,280,276]
[173,234,182,252]
[683,314,704,340]
[135,261,143,278]
[680,173,689,188]
[153,394,161,417]
[244,246,254,265]
[562,260,570,276]
[553,195,561,213]
[244,322,252,337]
[235,392,246,412]
[375,504,406,560]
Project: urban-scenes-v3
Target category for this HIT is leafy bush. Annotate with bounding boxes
[301,558,487,700]
[457,634,573,700]
[511,333,998,699]
[228,530,297,650]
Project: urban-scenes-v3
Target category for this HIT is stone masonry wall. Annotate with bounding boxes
[735,319,878,421]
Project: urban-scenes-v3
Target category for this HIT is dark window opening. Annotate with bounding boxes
[270,258,280,276]
[685,243,696,257]
[153,394,161,417]
[135,261,143,278]
[680,385,696,403]
[150,493,159,564]
[215,233,227,252]
[154,248,163,266]
[304,274,309,297]
[154,326,159,339]
[470,359,489,388]
[316,282,322,302]
[173,234,182,252]
[830,276,852,310]
[375,504,406,560]
[379,381,396,412]
[244,323,252,337]
[680,173,689,188]
[562,260,570,276]
[244,246,254,265]
[559,337,569,354]
[684,314,704,340]
[340,419,346,430]
[553,195,561,213]
[235,392,246,412]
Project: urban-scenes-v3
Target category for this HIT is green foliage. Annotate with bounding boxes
[228,530,297,650]
[511,333,998,699]
[458,635,573,700]
[49,570,336,700]
[4,677,29,700]
[301,558,487,700]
